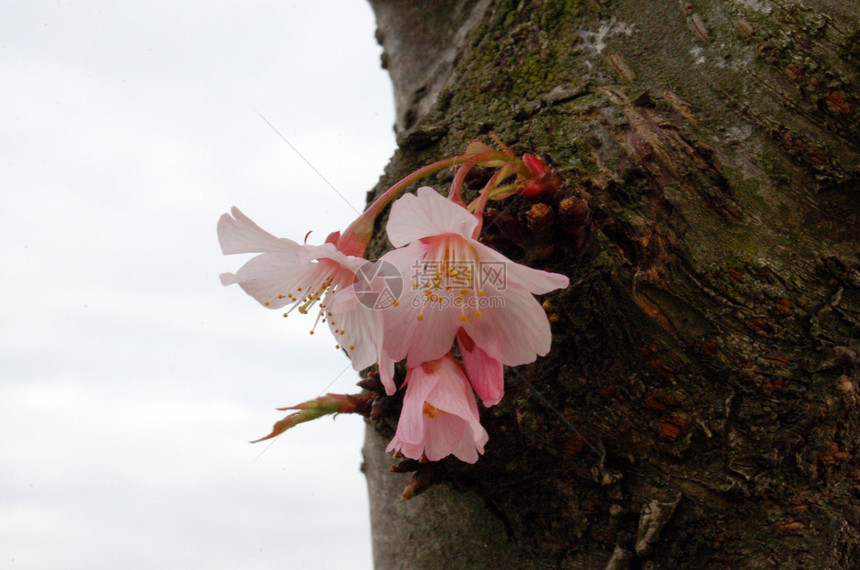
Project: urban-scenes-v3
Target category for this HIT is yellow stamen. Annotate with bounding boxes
[423,402,445,418]
[298,279,331,315]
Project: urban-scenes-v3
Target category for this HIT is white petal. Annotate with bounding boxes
[386,187,479,247]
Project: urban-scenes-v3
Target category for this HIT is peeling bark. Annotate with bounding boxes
[364,1,860,567]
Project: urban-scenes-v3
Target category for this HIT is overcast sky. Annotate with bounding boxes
[1,2,396,567]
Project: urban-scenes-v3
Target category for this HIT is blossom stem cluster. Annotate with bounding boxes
[218,138,568,466]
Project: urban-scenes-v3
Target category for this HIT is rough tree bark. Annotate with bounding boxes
[361,1,860,568]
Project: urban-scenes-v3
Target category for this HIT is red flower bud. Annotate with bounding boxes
[519,154,562,197]
[523,153,548,178]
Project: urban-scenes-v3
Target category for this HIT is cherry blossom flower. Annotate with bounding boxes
[386,354,488,463]
[221,139,572,469]
[380,187,570,373]
[217,207,394,387]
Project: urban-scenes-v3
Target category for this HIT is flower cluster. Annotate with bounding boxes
[218,139,568,465]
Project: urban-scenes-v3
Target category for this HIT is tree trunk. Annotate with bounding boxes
[363,0,860,567]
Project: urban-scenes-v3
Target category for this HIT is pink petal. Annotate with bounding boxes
[462,286,554,366]
[386,439,424,460]
[328,300,381,371]
[424,356,477,418]
[377,352,397,396]
[380,286,461,365]
[458,330,505,407]
[451,434,482,463]
[386,187,478,247]
[309,242,367,273]
[328,290,397,395]
[423,413,468,461]
[224,254,343,309]
[217,207,300,255]
[379,242,462,363]
[471,239,569,294]
[406,310,463,368]
[221,253,316,307]
[424,357,487,462]
[390,365,440,445]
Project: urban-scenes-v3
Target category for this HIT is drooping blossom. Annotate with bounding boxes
[217,207,394,389]
[380,187,570,379]
[386,354,488,463]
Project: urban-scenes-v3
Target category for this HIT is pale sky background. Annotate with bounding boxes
[1,2,397,568]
